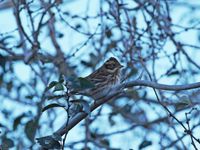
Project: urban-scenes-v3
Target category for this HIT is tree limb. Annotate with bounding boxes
[53,79,200,137]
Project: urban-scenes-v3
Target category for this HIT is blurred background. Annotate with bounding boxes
[0,0,200,149]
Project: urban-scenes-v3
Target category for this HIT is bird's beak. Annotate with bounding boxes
[119,64,124,68]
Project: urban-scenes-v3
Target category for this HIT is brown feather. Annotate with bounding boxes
[75,57,123,99]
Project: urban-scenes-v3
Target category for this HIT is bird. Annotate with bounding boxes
[72,57,123,100]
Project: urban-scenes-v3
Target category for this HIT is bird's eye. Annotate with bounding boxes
[105,63,115,69]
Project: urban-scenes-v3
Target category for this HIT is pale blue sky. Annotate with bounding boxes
[1,0,200,149]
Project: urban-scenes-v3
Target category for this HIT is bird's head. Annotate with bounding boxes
[103,57,123,73]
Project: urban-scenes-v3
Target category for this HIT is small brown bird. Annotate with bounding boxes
[78,57,123,100]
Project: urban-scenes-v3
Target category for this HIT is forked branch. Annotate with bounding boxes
[54,79,200,136]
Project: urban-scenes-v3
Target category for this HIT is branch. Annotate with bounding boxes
[124,80,200,91]
[53,79,200,137]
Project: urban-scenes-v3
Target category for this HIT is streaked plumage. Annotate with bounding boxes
[80,57,123,99]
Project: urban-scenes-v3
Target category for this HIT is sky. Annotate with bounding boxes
[0,0,200,149]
